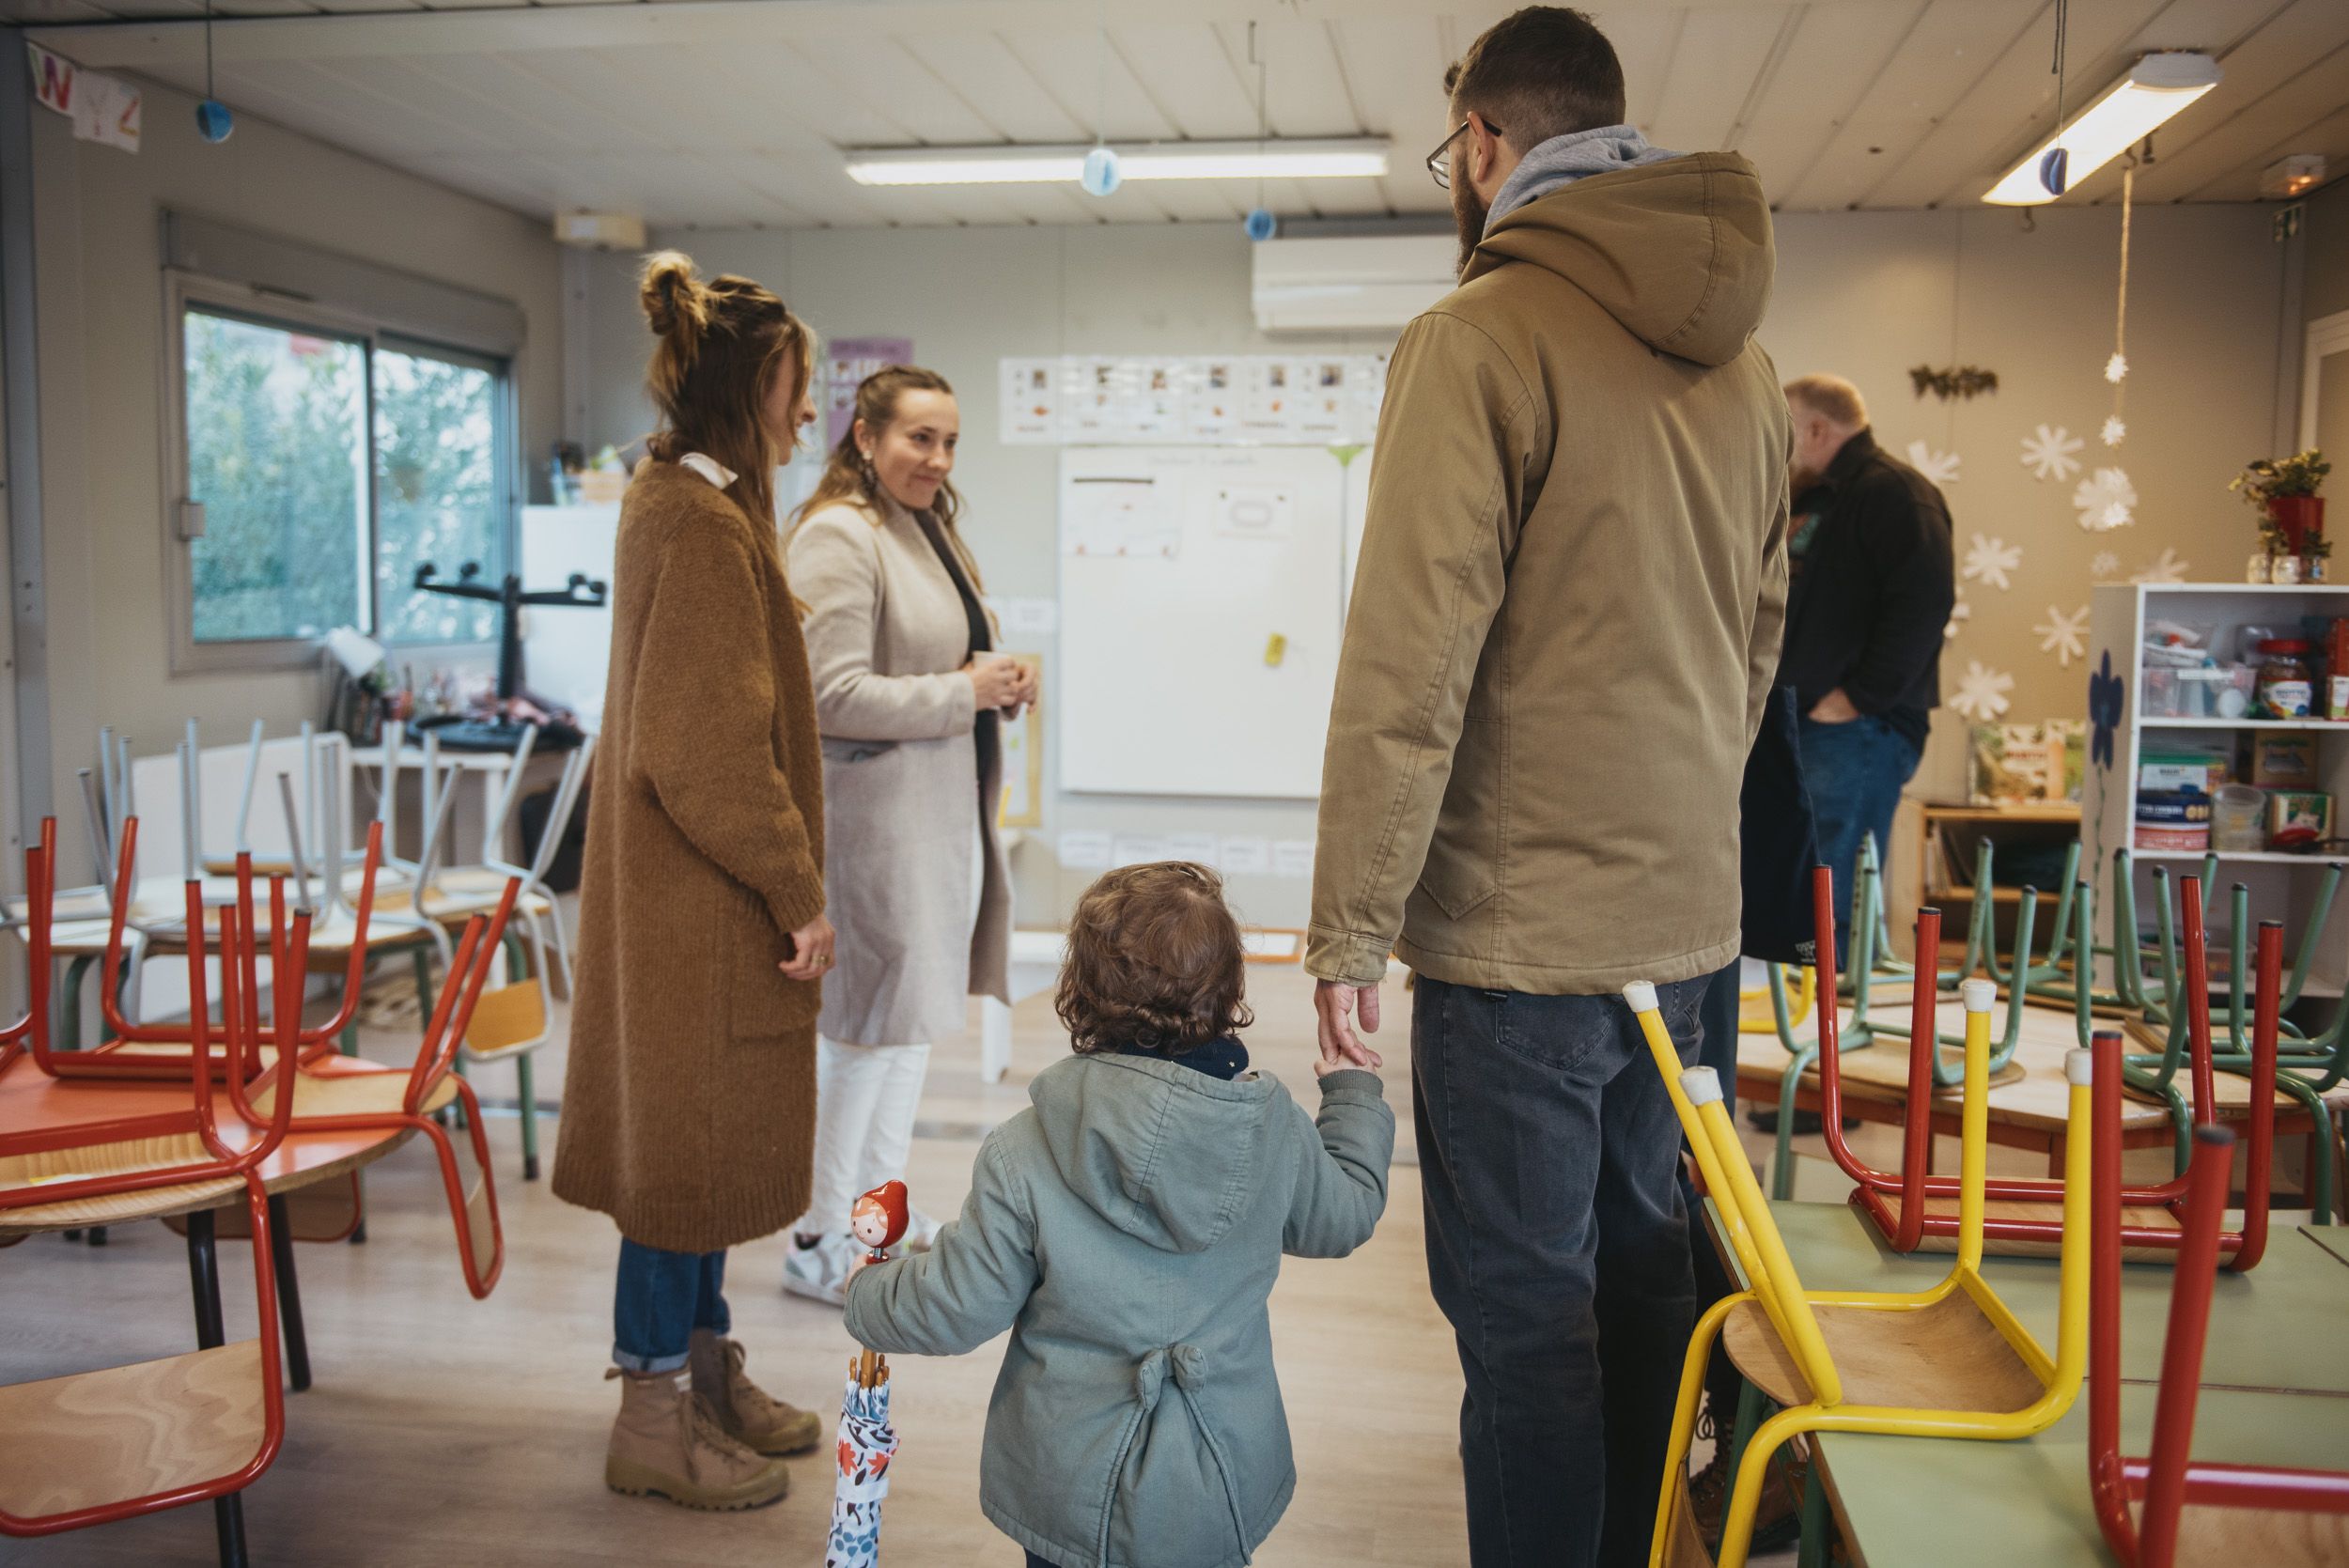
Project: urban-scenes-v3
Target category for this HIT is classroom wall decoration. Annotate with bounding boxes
[2073,466,2138,530]
[1906,440,1962,486]
[827,337,913,444]
[2021,425,2083,482]
[1001,354,1388,447]
[1950,660,2015,722]
[2131,547,2190,584]
[1945,586,1971,642]
[1962,534,2021,591]
[2035,604,2090,666]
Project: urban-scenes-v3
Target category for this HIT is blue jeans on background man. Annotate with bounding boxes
[613,1238,730,1373]
[1415,971,1708,1567]
[1798,714,1924,967]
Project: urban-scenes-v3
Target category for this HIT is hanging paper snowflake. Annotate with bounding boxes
[2021,424,2084,482]
[2035,603,2090,666]
[2101,415,2126,447]
[1945,584,1971,642]
[2092,551,2122,581]
[2131,548,2190,585]
[1906,439,1961,486]
[2105,352,2129,383]
[1950,660,2015,722]
[1961,533,2022,591]
[2073,466,2138,531]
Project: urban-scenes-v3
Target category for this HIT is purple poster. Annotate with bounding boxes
[825,337,914,447]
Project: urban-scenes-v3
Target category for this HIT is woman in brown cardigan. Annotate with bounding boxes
[551,253,832,1512]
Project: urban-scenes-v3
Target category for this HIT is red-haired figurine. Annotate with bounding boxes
[850,1180,910,1266]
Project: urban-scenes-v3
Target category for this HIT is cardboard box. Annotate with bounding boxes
[2267,790,2332,848]
[2250,735,2319,788]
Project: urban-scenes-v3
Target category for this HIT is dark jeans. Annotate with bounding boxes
[1024,1554,1058,1568]
[612,1238,730,1374]
[1798,714,1923,967]
[1686,963,1747,1421]
[1415,972,1708,1568]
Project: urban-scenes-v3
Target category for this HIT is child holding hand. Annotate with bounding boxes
[844,862,1393,1568]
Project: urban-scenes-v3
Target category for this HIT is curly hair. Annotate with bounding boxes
[1056,862,1253,1057]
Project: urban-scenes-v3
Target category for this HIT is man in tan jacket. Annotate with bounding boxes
[1304,8,1789,1563]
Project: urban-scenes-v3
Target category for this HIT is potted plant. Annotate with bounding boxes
[2232,448,2330,554]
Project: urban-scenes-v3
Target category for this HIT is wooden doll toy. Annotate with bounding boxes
[850,1181,910,1266]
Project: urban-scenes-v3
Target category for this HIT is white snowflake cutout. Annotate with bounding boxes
[2036,603,2090,666]
[2091,551,2122,581]
[1950,660,2015,722]
[2073,466,2138,531]
[1906,439,1961,486]
[1961,533,2022,591]
[1945,584,1971,642]
[2131,548,2190,585]
[2021,424,2084,482]
[2101,415,2126,447]
[2105,352,2129,384]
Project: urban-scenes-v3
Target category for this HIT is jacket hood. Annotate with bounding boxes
[1464,150,1773,367]
[1028,1052,1285,1255]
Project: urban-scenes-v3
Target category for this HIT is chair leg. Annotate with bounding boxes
[267,1194,311,1393]
[517,1051,539,1181]
[185,1209,252,1568]
[1794,1455,1831,1568]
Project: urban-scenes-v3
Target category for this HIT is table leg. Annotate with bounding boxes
[86,1225,106,1246]
[518,1051,539,1182]
[267,1194,311,1393]
[185,1210,251,1568]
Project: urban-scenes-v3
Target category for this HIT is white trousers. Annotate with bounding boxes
[796,801,986,1237]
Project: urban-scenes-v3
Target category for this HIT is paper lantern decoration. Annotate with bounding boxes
[1081,147,1122,196]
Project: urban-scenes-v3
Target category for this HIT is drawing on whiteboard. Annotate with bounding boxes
[1065,474,1180,559]
[1216,483,1295,543]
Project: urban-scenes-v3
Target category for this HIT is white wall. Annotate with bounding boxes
[576,201,2295,926]
[23,73,565,873]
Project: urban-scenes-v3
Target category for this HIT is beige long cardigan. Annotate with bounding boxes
[786,494,1013,1047]
[551,461,827,1254]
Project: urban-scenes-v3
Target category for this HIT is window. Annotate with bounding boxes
[167,264,519,671]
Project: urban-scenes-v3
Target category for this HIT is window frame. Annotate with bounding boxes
[162,269,521,675]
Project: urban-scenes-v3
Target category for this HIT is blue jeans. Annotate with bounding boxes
[1686,963,1748,1419]
[1415,972,1708,1568]
[1797,714,1923,967]
[613,1239,731,1374]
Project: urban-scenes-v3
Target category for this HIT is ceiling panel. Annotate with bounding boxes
[1590,5,1688,134]
[997,23,1178,144]
[1647,6,1798,153]
[1115,22,1264,143]
[896,29,1092,145]
[2192,99,2349,202]
[786,34,1006,147]
[2132,41,2349,202]
[1729,2,1930,201]
[1244,16,1363,139]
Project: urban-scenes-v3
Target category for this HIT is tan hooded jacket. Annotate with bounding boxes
[1306,152,1791,995]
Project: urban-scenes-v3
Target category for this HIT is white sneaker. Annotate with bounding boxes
[782,1231,856,1308]
[904,1205,944,1253]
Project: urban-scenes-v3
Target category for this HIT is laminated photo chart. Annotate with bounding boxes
[1003,354,1387,447]
[1058,446,1354,800]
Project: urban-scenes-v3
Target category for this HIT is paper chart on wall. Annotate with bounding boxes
[999,354,1389,446]
[1185,360,1240,442]
[1238,359,1303,442]
[999,358,1060,443]
[1064,474,1180,560]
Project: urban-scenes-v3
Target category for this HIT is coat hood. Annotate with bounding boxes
[1027,1052,1286,1255]
[1463,150,1773,367]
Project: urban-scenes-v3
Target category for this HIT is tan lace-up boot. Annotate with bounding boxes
[603,1366,791,1510]
[689,1330,824,1457]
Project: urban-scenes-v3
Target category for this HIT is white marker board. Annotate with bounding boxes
[519,503,621,728]
[1058,447,1350,799]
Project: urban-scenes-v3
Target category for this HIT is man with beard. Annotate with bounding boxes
[1304,8,1790,1564]
[1773,373,1955,966]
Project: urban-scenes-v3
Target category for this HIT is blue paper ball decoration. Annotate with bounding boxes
[2037,144,2068,197]
[195,100,235,144]
[1081,147,1122,197]
[1244,207,1278,242]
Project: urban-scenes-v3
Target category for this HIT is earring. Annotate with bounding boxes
[858,451,879,493]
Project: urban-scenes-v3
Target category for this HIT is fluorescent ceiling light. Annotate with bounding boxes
[1984,53,2220,205]
[845,138,1389,187]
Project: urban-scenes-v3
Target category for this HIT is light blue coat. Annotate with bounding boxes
[843,1052,1394,1568]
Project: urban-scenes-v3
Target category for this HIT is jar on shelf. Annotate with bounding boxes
[2255,637,2316,718]
[2274,553,2306,585]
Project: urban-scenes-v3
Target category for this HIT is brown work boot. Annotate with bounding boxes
[690,1329,824,1457]
[603,1366,791,1510]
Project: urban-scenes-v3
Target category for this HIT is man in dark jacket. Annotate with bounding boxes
[1774,374,1955,962]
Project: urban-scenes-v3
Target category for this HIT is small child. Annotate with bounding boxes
[843,862,1394,1568]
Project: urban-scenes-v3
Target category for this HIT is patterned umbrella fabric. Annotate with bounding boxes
[826,1354,896,1568]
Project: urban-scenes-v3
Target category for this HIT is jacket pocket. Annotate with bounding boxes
[820,736,898,765]
[1413,715,1503,921]
[726,882,814,1039]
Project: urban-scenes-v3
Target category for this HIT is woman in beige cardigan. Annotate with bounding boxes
[782,365,1025,1303]
[552,253,832,1510]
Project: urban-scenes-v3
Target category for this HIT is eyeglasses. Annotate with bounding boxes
[1426,116,1501,191]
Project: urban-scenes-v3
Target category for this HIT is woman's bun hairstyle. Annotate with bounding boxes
[639,250,711,355]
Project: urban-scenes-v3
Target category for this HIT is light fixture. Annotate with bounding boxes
[1983,53,2220,206]
[2261,154,2326,200]
[844,138,1389,188]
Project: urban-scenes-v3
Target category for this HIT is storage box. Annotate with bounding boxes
[2139,751,2229,795]
[2267,790,2332,849]
[2249,735,2318,788]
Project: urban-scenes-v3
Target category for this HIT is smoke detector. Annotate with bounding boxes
[553,212,648,251]
[2260,155,2326,200]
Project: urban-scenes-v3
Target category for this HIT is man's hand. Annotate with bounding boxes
[780,913,836,982]
[1808,688,1861,724]
[1314,979,1384,1070]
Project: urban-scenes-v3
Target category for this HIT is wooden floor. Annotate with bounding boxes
[0,962,1856,1566]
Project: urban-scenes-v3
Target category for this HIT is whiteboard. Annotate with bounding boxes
[520,503,621,727]
[1058,447,1350,799]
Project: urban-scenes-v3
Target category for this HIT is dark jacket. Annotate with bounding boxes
[1775,428,1954,749]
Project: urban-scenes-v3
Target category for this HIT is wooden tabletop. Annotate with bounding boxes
[1706,1200,2349,1565]
[0,1059,415,1236]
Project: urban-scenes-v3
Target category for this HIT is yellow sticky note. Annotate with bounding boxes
[1265,633,1287,667]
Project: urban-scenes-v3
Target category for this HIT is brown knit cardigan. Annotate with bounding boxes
[551,461,827,1253]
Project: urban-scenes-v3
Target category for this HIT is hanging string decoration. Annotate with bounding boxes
[1079,0,1119,196]
[1244,21,1276,242]
[196,0,233,143]
[2101,164,2134,445]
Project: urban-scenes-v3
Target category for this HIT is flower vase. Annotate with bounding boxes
[2267,495,2326,554]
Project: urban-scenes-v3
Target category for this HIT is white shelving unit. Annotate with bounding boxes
[2083,582,2349,994]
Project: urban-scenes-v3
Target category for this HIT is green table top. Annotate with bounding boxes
[1707,1203,2349,1566]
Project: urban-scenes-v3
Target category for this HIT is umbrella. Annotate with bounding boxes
[826,1349,897,1568]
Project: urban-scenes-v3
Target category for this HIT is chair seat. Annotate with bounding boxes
[1873,1192,2184,1261]
[461,982,548,1062]
[1809,1044,2030,1094]
[0,1132,247,1230]
[250,1064,459,1120]
[1721,1291,2047,1413]
[0,1340,269,1520]
[2169,1498,2349,1566]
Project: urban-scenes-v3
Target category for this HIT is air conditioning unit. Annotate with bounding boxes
[1250,234,1457,333]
